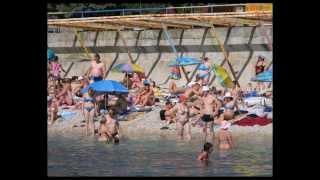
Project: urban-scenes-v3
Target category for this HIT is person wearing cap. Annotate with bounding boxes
[199,85,222,141]
[217,120,233,150]
[134,82,155,106]
[165,95,192,140]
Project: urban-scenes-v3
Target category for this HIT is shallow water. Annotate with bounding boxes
[48,133,272,177]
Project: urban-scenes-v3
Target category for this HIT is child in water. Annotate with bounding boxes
[197,142,213,161]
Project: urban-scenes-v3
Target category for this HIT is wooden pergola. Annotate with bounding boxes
[48,11,272,87]
[48,11,272,30]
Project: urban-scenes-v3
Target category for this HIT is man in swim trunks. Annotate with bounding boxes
[88,53,106,82]
[199,86,217,142]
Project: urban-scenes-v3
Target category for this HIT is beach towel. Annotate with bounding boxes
[59,111,77,121]
[233,116,272,126]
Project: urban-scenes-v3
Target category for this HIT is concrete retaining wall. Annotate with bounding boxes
[48,26,272,87]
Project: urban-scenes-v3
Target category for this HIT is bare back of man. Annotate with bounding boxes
[218,130,233,150]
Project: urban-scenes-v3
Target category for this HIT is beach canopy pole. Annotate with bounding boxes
[117,29,134,64]
[73,28,93,77]
[161,23,191,83]
[209,25,240,88]
[73,28,91,59]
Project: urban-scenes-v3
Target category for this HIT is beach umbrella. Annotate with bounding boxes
[47,48,55,61]
[251,70,272,82]
[81,80,129,110]
[82,80,129,95]
[112,63,145,88]
[212,64,233,88]
[112,63,144,73]
[167,56,201,67]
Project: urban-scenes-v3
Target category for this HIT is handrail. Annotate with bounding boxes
[48,4,248,17]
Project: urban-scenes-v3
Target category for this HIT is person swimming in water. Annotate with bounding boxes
[98,118,108,142]
[217,120,233,150]
[104,109,121,144]
[197,142,213,161]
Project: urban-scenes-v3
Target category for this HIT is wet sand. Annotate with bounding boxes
[48,105,272,140]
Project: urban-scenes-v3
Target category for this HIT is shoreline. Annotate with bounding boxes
[48,106,272,140]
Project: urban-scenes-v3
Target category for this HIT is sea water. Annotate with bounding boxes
[48,133,272,177]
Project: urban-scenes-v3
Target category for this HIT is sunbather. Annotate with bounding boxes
[56,79,73,106]
[134,83,155,106]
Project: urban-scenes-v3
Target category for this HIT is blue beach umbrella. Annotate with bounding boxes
[168,56,201,67]
[47,48,55,61]
[81,80,129,95]
[251,70,272,82]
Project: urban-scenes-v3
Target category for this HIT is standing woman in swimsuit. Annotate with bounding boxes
[218,92,238,122]
[198,57,211,85]
[165,95,192,140]
[82,88,96,136]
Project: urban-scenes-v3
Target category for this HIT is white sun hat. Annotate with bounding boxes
[77,76,84,81]
[187,81,196,87]
[223,92,233,99]
[202,85,210,91]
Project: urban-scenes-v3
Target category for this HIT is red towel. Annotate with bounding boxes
[234,117,272,126]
